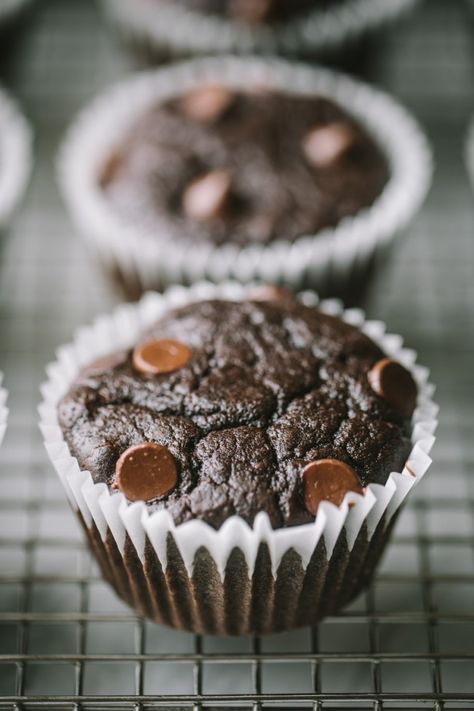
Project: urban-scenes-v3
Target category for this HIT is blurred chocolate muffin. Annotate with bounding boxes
[100,86,389,249]
[59,57,431,298]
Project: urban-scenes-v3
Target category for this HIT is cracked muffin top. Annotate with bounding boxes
[58,291,417,529]
[99,86,389,248]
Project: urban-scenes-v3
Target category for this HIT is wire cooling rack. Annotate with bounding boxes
[1,0,474,708]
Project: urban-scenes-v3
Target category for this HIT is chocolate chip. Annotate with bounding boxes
[99,149,123,187]
[183,169,232,222]
[231,0,273,24]
[132,338,192,375]
[80,350,127,377]
[303,458,364,514]
[249,284,294,302]
[114,442,177,502]
[368,357,417,418]
[181,85,235,124]
[303,122,355,169]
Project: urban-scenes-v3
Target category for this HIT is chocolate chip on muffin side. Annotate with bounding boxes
[58,293,416,529]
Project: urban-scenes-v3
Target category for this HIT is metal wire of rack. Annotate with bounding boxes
[1,0,474,708]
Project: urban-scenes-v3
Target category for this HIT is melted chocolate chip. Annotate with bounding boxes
[181,85,235,124]
[114,442,178,502]
[303,122,356,169]
[99,150,123,187]
[368,357,417,418]
[183,169,232,222]
[133,338,192,375]
[303,458,364,514]
[249,285,294,302]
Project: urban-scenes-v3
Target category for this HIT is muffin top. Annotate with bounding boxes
[100,86,389,248]
[58,291,417,529]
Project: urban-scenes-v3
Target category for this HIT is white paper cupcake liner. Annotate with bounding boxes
[100,0,420,60]
[58,56,432,299]
[0,374,8,448]
[39,281,437,634]
[0,87,33,230]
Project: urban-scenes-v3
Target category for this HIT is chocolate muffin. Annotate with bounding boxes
[60,58,432,299]
[44,283,436,634]
[99,86,389,249]
[58,291,417,530]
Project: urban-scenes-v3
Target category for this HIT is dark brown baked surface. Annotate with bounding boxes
[58,296,414,529]
[100,88,389,248]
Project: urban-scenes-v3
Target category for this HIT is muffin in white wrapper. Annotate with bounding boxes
[39,281,438,635]
[59,57,432,301]
[99,0,420,63]
[0,87,32,230]
[0,374,8,448]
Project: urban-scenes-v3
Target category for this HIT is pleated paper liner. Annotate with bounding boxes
[0,374,8,447]
[39,281,438,635]
[0,86,32,230]
[59,56,432,301]
[465,115,474,201]
[99,0,420,65]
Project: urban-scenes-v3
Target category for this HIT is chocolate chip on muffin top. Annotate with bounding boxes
[58,293,416,529]
[100,87,389,248]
